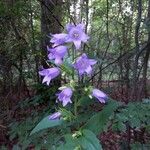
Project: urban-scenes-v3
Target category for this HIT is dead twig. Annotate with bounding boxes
[0,124,7,129]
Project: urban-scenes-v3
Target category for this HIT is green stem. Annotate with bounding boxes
[74,98,78,117]
[72,47,75,80]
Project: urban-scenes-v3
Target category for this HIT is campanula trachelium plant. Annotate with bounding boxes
[31,23,110,149]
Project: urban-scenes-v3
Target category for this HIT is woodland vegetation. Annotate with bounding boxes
[0,0,150,149]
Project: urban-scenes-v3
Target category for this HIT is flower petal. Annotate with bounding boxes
[55,57,63,65]
[49,68,60,79]
[81,33,90,42]
[42,75,51,85]
[89,59,97,65]
[81,53,88,59]
[50,33,68,46]
[76,23,85,30]
[78,69,84,76]
[48,53,54,59]
[97,98,106,103]
[66,23,75,32]
[93,89,107,98]
[49,112,61,120]
[85,66,92,74]
[92,89,107,103]
[55,46,67,58]
[52,33,67,39]
[57,87,73,106]
[73,40,81,49]
[47,46,51,52]
[39,69,48,76]
[62,98,72,107]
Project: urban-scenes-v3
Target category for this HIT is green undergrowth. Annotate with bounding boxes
[2,93,150,150]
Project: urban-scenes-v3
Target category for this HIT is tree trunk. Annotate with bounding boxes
[40,0,63,86]
[132,0,142,100]
[142,0,150,98]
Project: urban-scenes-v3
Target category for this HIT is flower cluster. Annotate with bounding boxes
[73,53,97,76]
[39,23,108,120]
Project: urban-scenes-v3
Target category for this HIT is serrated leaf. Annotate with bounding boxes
[30,116,63,135]
[130,118,141,128]
[83,100,119,134]
[112,122,126,132]
[79,129,102,150]
[57,129,102,150]
[57,134,77,150]
[78,96,94,106]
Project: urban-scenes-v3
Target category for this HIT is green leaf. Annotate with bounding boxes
[130,117,141,128]
[30,116,63,135]
[131,142,150,150]
[60,108,75,121]
[12,145,21,150]
[78,129,102,150]
[112,121,126,132]
[83,100,119,135]
[78,96,94,106]
[57,129,102,150]
[57,134,77,150]
[61,64,73,76]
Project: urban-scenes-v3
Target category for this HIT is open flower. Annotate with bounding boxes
[49,112,61,120]
[92,89,108,103]
[39,67,60,85]
[50,33,68,47]
[66,23,89,49]
[47,46,67,65]
[57,87,73,106]
[73,53,97,76]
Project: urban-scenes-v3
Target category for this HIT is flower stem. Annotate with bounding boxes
[74,98,78,117]
[72,47,76,80]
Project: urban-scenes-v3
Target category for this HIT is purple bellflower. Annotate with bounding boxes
[50,33,68,47]
[66,23,89,49]
[47,46,67,65]
[49,112,61,120]
[73,53,97,76]
[39,67,60,85]
[92,89,108,103]
[57,87,73,106]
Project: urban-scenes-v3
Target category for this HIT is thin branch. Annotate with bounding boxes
[38,0,64,29]
[0,124,7,129]
[89,41,150,82]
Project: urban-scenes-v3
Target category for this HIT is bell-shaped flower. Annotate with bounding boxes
[49,112,61,120]
[39,67,60,85]
[73,53,97,76]
[47,46,67,65]
[57,87,73,106]
[92,89,108,103]
[50,33,68,47]
[66,23,89,50]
